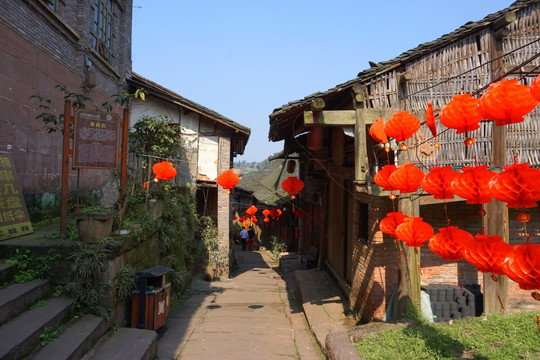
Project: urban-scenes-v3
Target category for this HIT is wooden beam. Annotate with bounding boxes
[353,97,367,191]
[304,108,400,127]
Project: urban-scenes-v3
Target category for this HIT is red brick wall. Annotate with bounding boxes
[0,0,132,207]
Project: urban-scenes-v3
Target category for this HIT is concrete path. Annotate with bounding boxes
[157,245,325,360]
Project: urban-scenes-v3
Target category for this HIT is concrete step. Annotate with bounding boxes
[30,314,109,360]
[87,328,157,360]
[0,296,74,360]
[0,262,18,284]
[0,279,50,325]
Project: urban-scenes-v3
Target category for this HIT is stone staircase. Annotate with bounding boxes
[0,264,158,360]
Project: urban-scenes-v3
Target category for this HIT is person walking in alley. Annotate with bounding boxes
[247,226,255,251]
[240,227,248,251]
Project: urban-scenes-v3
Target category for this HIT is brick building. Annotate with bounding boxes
[269,0,540,322]
[0,0,133,214]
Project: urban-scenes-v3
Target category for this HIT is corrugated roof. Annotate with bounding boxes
[129,72,251,136]
[268,0,533,126]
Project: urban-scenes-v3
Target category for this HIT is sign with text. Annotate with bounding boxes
[0,153,33,241]
[73,109,120,169]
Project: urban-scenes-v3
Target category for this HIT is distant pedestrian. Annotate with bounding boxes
[240,227,248,251]
[248,226,255,251]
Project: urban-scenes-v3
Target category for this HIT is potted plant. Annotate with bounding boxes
[71,207,117,243]
[200,216,218,281]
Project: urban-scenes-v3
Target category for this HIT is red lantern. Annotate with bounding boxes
[425,103,437,138]
[388,164,425,194]
[269,209,279,219]
[307,126,323,151]
[216,169,240,194]
[531,74,540,102]
[384,111,421,142]
[369,117,388,144]
[428,226,474,261]
[462,234,513,275]
[281,176,304,199]
[451,165,496,204]
[152,161,177,181]
[251,216,258,223]
[263,217,270,223]
[395,217,434,247]
[239,216,246,222]
[295,209,305,218]
[439,94,483,134]
[380,211,409,238]
[245,205,258,216]
[262,209,270,217]
[478,79,538,126]
[489,162,540,208]
[232,216,237,220]
[421,166,459,199]
[374,164,398,191]
[502,238,540,290]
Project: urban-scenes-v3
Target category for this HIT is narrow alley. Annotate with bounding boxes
[156,245,325,360]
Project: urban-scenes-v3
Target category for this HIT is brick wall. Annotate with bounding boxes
[0,0,132,208]
[216,136,231,277]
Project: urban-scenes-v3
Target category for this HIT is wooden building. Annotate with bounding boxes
[269,0,540,322]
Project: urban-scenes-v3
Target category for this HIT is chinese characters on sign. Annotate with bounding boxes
[73,110,120,169]
[0,153,33,241]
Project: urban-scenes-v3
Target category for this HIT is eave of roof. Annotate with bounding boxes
[268,0,533,141]
[129,72,251,137]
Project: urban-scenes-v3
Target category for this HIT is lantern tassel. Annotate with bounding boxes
[400,249,408,261]
[497,295,505,310]
[458,278,463,290]
[536,314,540,333]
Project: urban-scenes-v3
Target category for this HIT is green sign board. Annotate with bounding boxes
[0,153,33,241]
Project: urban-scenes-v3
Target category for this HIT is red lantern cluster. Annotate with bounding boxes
[478,79,538,126]
[281,176,304,199]
[216,169,240,194]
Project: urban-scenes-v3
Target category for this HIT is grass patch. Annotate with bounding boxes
[355,312,540,359]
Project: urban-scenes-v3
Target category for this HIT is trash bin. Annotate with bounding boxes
[131,265,171,330]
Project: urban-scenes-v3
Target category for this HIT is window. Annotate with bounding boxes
[42,0,57,11]
[93,0,113,60]
[358,202,369,243]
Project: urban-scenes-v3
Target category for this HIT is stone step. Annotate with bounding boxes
[0,262,18,284]
[30,314,108,360]
[0,279,50,325]
[87,328,157,360]
[0,296,74,360]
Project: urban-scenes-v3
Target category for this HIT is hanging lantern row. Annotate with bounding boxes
[369,76,540,147]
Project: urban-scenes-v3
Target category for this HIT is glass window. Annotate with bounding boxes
[92,0,113,60]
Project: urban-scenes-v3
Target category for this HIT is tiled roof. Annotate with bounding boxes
[269,0,533,123]
[129,73,251,136]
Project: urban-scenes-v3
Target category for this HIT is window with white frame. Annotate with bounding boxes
[92,0,113,60]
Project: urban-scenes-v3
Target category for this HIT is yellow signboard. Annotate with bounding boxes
[0,153,33,241]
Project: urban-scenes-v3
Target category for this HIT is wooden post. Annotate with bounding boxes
[482,17,513,315]
[353,84,367,192]
[120,108,129,199]
[60,100,72,240]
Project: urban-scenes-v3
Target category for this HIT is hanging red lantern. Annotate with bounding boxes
[502,237,540,290]
[428,226,474,261]
[462,234,513,275]
[232,216,237,220]
[269,209,279,219]
[295,209,305,218]
[374,164,398,191]
[239,216,246,223]
[263,217,270,223]
[307,126,323,151]
[152,161,177,181]
[245,205,258,216]
[478,78,539,126]
[395,217,434,247]
[287,160,296,174]
[451,165,496,204]
[369,117,388,144]
[262,209,270,217]
[216,169,240,194]
[388,164,425,194]
[379,211,409,238]
[425,103,437,138]
[281,176,304,199]
[531,74,540,102]
[489,161,540,208]
[421,166,459,199]
[439,94,483,134]
[251,216,258,223]
[384,111,421,142]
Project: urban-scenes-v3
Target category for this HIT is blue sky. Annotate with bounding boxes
[132,0,514,163]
